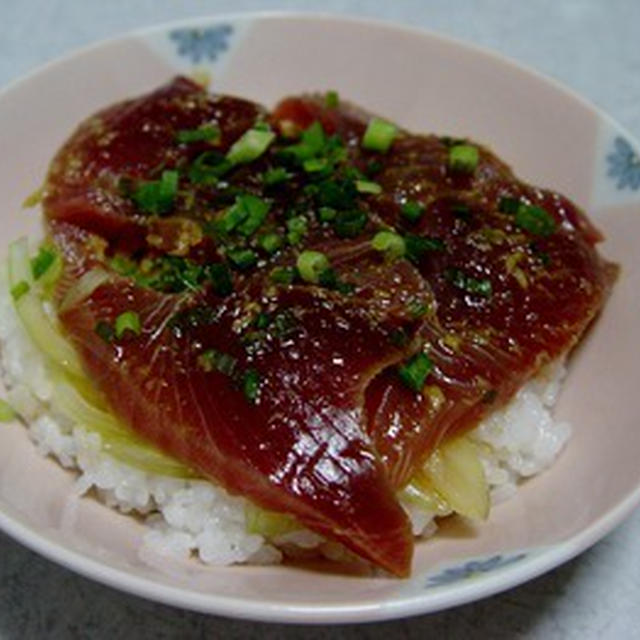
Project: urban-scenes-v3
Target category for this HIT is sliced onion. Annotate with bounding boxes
[8,239,84,378]
[59,268,111,312]
[53,380,197,479]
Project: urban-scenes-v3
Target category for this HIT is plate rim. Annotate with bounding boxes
[0,10,638,624]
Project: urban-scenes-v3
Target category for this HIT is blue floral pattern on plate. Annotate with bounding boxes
[607,136,640,190]
[169,25,233,64]
[426,553,528,588]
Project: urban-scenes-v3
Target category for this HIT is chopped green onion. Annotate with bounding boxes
[242,368,261,404]
[218,198,250,233]
[22,186,43,209]
[258,232,283,254]
[498,197,521,214]
[405,234,446,263]
[283,121,326,162]
[10,280,30,301]
[297,250,330,284]
[286,216,308,245]
[205,263,233,297]
[227,249,258,270]
[95,320,114,343]
[30,247,58,280]
[236,195,271,237]
[325,90,339,109]
[315,178,357,209]
[262,167,292,186]
[401,201,425,223]
[446,268,492,298]
[303,157,330,173]
[270,266,297,285]
[132,170,179,215]
[362,118,397,153]
[254,313,270,330]
[334,209,368,238]
[176,125,220,144]
[398,352,433,392]
[226,127,276,165]
[198,349,237,376]
[448,144,479,174]
[371,231,406,260]
[318,206,337,222]
[407,300,430,319]
[355,180,382,195]
[218,195,270,236]
[515,204,556,236]
[110,254,138,277]
[188,151,232,184]
[115,311,141,339]
[0,399,15,422]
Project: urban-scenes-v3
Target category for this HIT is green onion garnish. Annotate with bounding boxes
[303,157,330,173]
[515,204,556,237]
[226,127,276,165]
[188,151,232,184]
[334,209,368,238]
[270,266,297,285]
[498,197,521,214]
[0,399,15,422]
[227,249,258,270]
[94,320,114,343]
[218,195,270,236]
[286,216,308,246]
[115,311,141,339]
[258,232,283,254]
[401,201,425,223]
[254,313,270,330]
[398,352,433,392]
[446,268,492,298]
[176,125,220,144]
[362,118,397,153]
[448,144,479,174]
[132,170,179,215]
[371,231,406,260]
[236,196,271,237]
[318,207,337,222]
[30,246,58,280]
[10,280,30,301]
[297,250,330,284]
[407,300,430,319]
[198,349,237,376]
[205,263,233,297]
[405,234,446,263]
[316,178,357,209]
[325,90,339,109]
[283,121,326,163]
[262,167,292,186]
[355,180,382,195]
[242,368,261,404]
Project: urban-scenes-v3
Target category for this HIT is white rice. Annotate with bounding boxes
[0,265,571,567]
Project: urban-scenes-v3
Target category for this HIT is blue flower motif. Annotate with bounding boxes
[425,553,527,588]
[607,136,640,190]
[169,25,233,64]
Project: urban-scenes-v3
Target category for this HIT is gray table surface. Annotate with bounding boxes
[1,1,639,638]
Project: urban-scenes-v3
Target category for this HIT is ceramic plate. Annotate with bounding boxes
[0,12,638,624]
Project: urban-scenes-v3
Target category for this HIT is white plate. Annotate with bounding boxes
[0,12,638,624]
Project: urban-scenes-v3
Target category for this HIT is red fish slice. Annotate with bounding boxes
[272,95,617,488]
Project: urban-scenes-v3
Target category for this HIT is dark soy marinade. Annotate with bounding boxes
[42,77,616,575]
